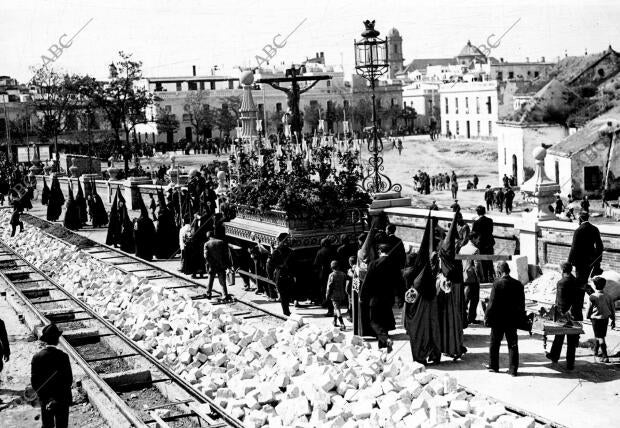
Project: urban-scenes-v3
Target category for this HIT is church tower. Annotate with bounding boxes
[386,28,404,79]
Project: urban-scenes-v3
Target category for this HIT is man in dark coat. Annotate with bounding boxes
[546,262,581,370]
[485,262,525,376]
[204,231,232,300]
[361,243,402,351]
[267,233,295,316]
[314,237,337,312]
[568,211,604,308]
[484,185,494,212]
[384,224,406,270]
[133,192,155,261]
[0,317,10,374]
[31,324,73,428]
[472,205,495,282]
[504,187,515,215]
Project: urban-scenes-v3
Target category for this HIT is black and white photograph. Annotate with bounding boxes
[0,0,619,427]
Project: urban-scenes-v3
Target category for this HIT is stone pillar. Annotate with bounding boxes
[123,177,152,210]
[239,70,258,141]
[515,219,539,280]
[521,145,560,221]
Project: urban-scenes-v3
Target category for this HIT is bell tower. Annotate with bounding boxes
[386,28,403,79]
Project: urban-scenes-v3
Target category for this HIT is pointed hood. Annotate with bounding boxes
[67,184,74,201]
[75,181,88,225]
[137,190,149,219]
[105,189,121,245]
[63,184,81,230]
[412,213,436,298]
[157,187,166,207]
[439,211,463,283]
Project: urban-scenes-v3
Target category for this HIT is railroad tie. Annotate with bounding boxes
[100,369,153,392]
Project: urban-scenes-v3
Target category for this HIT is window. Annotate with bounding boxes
[503,146,506,165]
[394,44,398,53]
[455,98,459,114]
[534,71,539,78]
[188,81,197,90]
[258,103,264,117]
[155,83,163,91]
[478,121,481,136]
[497,71,503,81]
[456,121,460,135]
[276,102,282,112]
[377,99,381,109]
[164,105,172,113]
[403,101,407,108]
[487,96,492,114]
[446,120,450,133]
[210,81,216,90]
[200,81,205,90]
[445,97,449,114]
[527,71,531,77]
[584,166,602,191]
[476,97,480,114]
[326,80,331,87]
[228,80,234,89]
[176,82,182,91]
[488,121,492,136]
[391,98,395,107]
[182,113,191,122]
[508,71,514,79]
[465,97,469,114]
[555,160,560,184]
[598,68,605,78]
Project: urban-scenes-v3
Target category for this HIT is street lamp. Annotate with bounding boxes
[354,20,401,193]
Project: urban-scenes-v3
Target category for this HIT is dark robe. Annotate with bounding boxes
[119,199,135,254]
[63,186,81,230]
[41,178,50,205]
[181,219,205,276]
[404,214,441,364]
[75,182,88,225]
[134,214,155,261]
[155,189,179,259]
[360,255,399,335]
[106,191,121,246]
[46,176,64,221]
[91,192,109,227]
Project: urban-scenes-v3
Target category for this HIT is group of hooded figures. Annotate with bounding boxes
[357,211,467,364]
[42,175,108,230]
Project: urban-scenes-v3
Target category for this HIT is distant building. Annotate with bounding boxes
[386,28,404,79]
[439,80,499,139]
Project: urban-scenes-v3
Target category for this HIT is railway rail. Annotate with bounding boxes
[11,213,568,428]
[0,238,253,428]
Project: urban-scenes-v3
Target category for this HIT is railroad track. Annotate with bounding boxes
[0,238,255,428]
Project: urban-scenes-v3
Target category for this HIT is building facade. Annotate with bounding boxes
[439,81,499,139]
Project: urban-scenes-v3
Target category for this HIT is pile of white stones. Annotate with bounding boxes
[1,214,536,428]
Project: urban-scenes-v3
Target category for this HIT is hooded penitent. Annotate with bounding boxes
[403,213,442,364]
[75,181,88,225]
[105,187,121,246]
[438,211,464,284]
[46,175,65,221]
[63,184,81,230]
[133,191,155,261]
[89,186,108,227]
[154,187,179,259]
[117,190,135,254]
[41,177,50,205]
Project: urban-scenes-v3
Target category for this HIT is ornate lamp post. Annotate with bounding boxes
[354,20,401,193]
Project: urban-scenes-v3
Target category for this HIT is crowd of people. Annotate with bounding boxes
[413,170,460,199]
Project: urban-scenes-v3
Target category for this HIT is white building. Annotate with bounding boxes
[402,81,440,117]
[439,80,499,139]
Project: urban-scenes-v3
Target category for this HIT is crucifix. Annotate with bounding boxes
[257,65,331,142]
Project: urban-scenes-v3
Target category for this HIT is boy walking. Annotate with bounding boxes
[10,207,23,237]
[587,277,616,362]
[326,260,347,330]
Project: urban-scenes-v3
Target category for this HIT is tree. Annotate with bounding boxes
[155,107,179,136]
[351,99,372,130]
[185,90,216,139]
[30,67,86,168]
[88,52,152,174]
[215,104,236,137]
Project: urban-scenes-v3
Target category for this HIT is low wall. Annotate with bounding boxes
[384,207,620,276]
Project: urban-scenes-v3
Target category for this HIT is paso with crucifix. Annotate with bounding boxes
[257,65,331,143]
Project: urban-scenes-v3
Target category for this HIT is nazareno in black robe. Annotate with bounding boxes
[89,186,109,227]
[46,175,65,221]
[133,191,155,261]
[117,191,135,254]
[154,187,179,259]
[63,185,81,230]
[75,181,88,225]
[105,188,121,246]
[41,177,50,206]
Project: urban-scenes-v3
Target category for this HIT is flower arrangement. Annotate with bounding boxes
[228,144,371,226]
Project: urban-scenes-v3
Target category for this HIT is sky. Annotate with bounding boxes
[2,0,620,83]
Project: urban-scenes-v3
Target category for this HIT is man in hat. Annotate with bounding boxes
[472,205,495,283]
[267,233,295,316]
[568,211,604,308]
[31,323,73,428]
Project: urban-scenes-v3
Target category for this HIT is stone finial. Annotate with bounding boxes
[521,144,560,221]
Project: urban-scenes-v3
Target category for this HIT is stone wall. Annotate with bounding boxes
[384,207,620,277]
